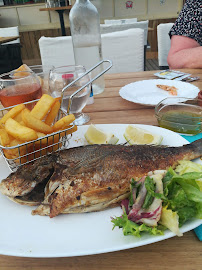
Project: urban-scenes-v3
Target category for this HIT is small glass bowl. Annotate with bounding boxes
[155,97,202,135]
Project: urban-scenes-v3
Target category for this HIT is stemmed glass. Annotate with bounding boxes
[0,71,42,107]
[49,65,91,125]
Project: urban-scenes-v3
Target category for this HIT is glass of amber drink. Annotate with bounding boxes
[0,71,42,107]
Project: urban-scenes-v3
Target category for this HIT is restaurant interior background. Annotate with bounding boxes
[0,0,185,66]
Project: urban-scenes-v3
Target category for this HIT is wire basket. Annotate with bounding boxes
[0,99,76,172]
[0,60,113,172]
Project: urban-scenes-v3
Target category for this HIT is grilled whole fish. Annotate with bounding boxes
[0,139,202,218]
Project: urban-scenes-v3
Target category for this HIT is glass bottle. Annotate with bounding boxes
[69,0,105,95]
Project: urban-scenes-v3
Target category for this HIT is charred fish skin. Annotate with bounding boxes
[0,154,57,197]
[0,138,202,217]
[57,139,202,177]
[34,139,202,218]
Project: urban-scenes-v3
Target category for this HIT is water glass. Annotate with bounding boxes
[49,65,91,125]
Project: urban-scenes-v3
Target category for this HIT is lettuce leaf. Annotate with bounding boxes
[111,162,202,238]
[163,170,202,226]
[112,210,164,237]
[175,161,202,175]
[159,206,182,236]
[162,167,176,197]
[196,203,202,219]
[177,207,197,226]
[174,175,202,203]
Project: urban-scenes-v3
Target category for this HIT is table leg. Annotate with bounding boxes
[57,10,66,36]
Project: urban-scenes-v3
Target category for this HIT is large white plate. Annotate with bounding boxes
[0,124,201,258]
[119,79,200,106]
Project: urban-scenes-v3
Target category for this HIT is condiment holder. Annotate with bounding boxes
[155,97,202,135]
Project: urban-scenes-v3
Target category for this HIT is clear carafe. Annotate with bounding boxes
[69,0,105,95]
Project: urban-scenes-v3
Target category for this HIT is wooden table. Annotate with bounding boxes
[39,6,72,36]
[0,36,19,45]
[0,69,201,270]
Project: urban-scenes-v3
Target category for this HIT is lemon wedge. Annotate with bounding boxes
[124,125,163,145]
[84,124,119,145]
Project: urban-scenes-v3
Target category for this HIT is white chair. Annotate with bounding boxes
[102,29,144,73]
[101,20,149,71]
[39,28,144,74]
[101,20,149,47]
[157,23,174,69]
[0,26,20,44]
[104,18,137,25]
[38,36,75,68]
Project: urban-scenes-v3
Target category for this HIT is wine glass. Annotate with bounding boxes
[0,70,42,108]
[49,65,91,125]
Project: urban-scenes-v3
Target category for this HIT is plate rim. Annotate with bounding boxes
[0,123,201,258]
[119,79,200,106]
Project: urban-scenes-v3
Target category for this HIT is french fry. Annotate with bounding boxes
[19,120,26,126]
[3,149,13,160]
[0,103,25,125]
[8,139,27,156]
[46,134,62,153]
[13,111,23,122]
[30,94,55,120]
[3,138,28,164]
[0,129,10,146]
[36,132,48,145]
[13,64,32,77]
[45,100,61,126]
[5,118,38,142]
[22,108,53,134]
[0,93,77,166]
[58,124,78,137]
[53,114,75,131]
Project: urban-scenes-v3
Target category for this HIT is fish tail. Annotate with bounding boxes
[186,138,202,159]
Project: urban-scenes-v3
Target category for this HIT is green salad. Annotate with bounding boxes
[112,161,202,237]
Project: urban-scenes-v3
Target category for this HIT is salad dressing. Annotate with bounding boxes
[158,110,202,135]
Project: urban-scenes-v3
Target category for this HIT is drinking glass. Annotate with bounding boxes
[0,71,42,107]
[29,65,54,95]
[49,65,91,125]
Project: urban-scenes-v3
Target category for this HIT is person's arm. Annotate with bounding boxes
[167,35,202,69]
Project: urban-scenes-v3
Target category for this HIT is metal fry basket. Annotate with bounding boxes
[0,99,76,172]
[0,60,113,172]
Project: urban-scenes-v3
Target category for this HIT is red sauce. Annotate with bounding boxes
[0,83,42,107]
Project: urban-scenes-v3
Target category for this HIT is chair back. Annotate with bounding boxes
[101,20,148,46]
[157,23,174,69]
[38,28,144,74]
[0,27,20,44]
[102,28,144,73]
[104,18,137,25]
[38,36,75,68]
